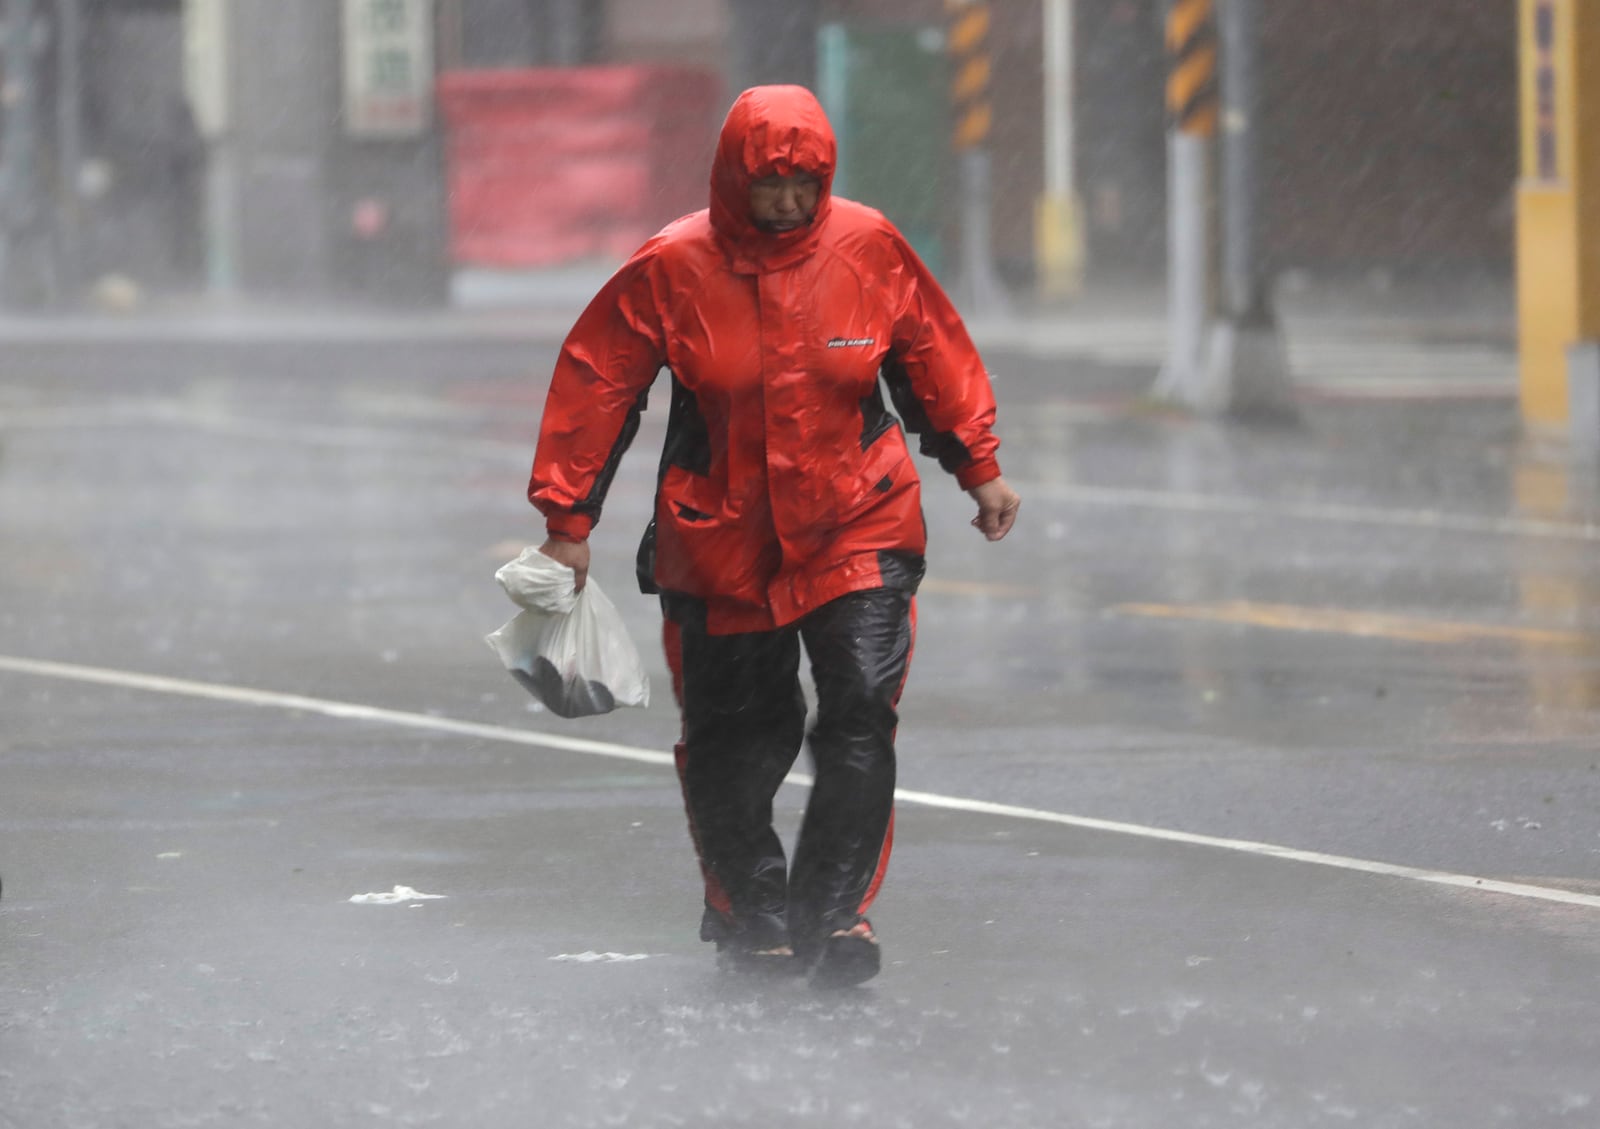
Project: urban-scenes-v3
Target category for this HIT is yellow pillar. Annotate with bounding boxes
[1516,0,1600,431]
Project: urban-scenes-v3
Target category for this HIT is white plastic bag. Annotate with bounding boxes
[485,547,650,719]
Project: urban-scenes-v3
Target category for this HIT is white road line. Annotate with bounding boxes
[891,788,1600,910]
[0,654,672,768]
[5,652,1598,913]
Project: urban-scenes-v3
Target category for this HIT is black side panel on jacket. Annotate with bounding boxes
[881,356,973,474]
[639,372,712,595]
[573,386,651,520]
[859,383,896,451]
[661,372,711,475]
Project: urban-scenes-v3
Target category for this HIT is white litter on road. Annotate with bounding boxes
[348,886,447,905]
[549,952,651,963]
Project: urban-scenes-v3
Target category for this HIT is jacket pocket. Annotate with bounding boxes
[658,463,722,521]
[652,465,753,601]
[833,424,914,525]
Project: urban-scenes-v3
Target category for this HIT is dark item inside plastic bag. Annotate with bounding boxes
[509,657,618,719]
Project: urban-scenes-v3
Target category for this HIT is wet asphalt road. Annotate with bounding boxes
[2,332,1599,1128]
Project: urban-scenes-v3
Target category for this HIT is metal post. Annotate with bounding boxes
[1042,0,1073,222]
[205,142,239,296]
[55,0,84,295]
[1203,0,1295,420]
[184,0,237,295]
[1036,0,1084,302]
[1218,0,1257,317]
[1157,133,1210,392]
[1152,0,1217,406]
[0,0,41,305]
[946,0,1009,319]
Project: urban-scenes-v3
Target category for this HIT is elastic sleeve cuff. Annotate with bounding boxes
[545,512,594,542]
[955,458,1001,491]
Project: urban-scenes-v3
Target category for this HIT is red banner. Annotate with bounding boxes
[437,67,721,268]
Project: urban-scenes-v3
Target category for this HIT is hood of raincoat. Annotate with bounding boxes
[709,85,838,273]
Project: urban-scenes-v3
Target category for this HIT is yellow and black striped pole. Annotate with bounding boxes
[1153,0,1222,408]
[1166,0,1218,138]
[945,0,1008,316]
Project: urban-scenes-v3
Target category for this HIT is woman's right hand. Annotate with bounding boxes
[538,537,590,592]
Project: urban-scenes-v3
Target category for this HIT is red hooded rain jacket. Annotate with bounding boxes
[529,85,1002,634]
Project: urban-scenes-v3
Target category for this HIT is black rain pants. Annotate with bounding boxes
[663,588,914,957]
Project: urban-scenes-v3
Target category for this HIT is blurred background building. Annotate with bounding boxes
[0,0,1520,309]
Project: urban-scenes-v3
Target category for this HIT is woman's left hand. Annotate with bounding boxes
[967,477,1021,542]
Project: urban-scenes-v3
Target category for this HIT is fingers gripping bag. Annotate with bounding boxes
[485,547,650,719]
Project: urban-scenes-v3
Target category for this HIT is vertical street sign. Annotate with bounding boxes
[343,0,435,138]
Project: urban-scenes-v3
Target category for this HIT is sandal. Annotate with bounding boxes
[808,920,881,989]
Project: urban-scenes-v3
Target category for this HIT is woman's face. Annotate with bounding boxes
[749,172,821,233]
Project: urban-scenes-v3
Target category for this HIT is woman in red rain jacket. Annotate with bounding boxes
[530,85,1020,988]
